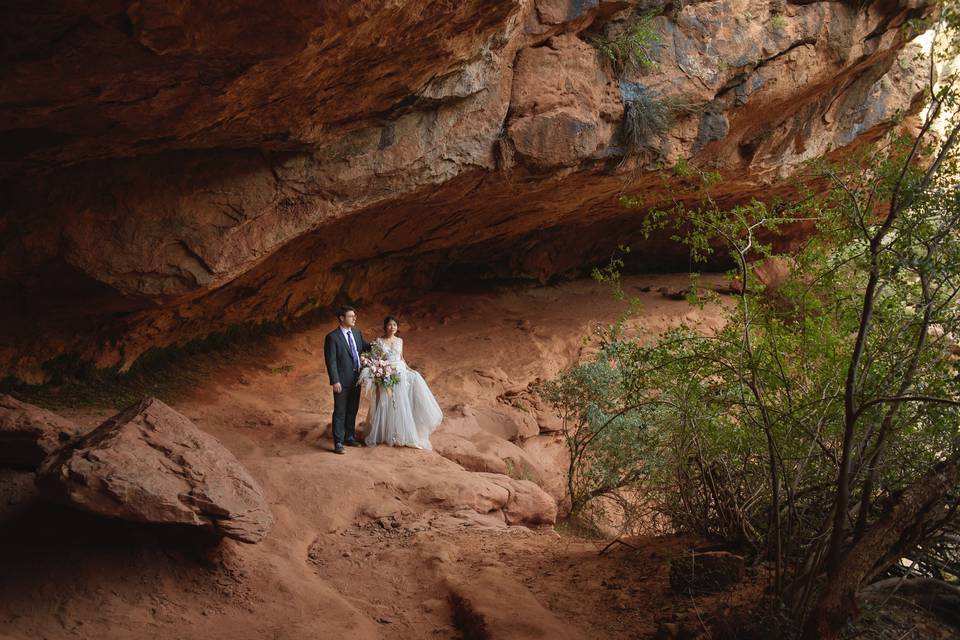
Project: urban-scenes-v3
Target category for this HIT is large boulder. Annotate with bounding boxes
[0,394,83,470]
[37,397,273,543]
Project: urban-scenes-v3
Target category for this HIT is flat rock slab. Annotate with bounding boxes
[37,397,273,543]
[0,394,83,470]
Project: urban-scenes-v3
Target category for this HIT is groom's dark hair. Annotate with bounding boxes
[337,305,355,321]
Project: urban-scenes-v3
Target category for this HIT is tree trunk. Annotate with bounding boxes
[802,449,960,640]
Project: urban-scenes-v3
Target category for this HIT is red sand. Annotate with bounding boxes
[2,274,751,640]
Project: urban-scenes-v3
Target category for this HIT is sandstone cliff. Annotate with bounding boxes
[0,0,929,381]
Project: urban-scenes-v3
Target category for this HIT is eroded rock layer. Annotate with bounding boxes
[37,397,274,543]
[0,0,930,381]
[0,393,83,469]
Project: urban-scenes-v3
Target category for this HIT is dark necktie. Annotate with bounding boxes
[347,330,360,369]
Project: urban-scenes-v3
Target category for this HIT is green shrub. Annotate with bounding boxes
[546,20,960,635]
[538,356,658,527]
[622,90,671,156]
[592,14,660,75]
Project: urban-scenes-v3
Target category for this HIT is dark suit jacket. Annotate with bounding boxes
[324,326,369,385]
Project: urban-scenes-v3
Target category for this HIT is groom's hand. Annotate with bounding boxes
[332,383,343,393]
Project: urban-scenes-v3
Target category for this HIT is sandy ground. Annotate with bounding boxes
[0,274,765,640]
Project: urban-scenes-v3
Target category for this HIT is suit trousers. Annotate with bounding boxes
[332,372,361,446]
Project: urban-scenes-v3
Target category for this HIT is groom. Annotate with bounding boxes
[323,305,370,454]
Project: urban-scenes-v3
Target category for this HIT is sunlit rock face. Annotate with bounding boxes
[0,0,930,381]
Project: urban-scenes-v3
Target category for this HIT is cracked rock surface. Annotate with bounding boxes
[37,397,274,543]
[0,0,931,381]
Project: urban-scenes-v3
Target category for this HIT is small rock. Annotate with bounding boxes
[658,286,690,300]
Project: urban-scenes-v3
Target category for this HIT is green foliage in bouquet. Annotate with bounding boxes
[361,343,401,389]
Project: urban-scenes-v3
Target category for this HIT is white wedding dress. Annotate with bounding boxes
[361,337,443,449]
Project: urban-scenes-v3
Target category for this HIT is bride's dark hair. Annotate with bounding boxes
[383,315,400,331]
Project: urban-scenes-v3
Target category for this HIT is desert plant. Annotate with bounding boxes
[538,353,657,521]
[592,14,660,75]
[622,89,671,156]
[769,14,787,33]
[546,7,960,638]
[673,157,692,177]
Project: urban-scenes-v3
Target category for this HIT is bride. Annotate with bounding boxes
[361,315,443,449]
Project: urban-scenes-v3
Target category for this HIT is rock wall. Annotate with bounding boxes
[0,0,930,381]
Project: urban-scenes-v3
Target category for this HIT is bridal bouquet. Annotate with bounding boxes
[359,343,400,392]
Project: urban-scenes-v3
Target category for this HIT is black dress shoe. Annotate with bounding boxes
[345,440,363,447]
[333,446,345,455]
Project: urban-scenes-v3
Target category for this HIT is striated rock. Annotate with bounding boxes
[37,397,273,543]
[669,551,745,595]
[401,464,557,527]
[433,405,547,486]
[535,0,630,26]
[481,474,558,526]
[0,0,932,381]
[433,431,511,476]
[0,394,83,470]
[247,435,559,532]
[507,33,622,168]
[433,430,544,480]
[0,0,521,170]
